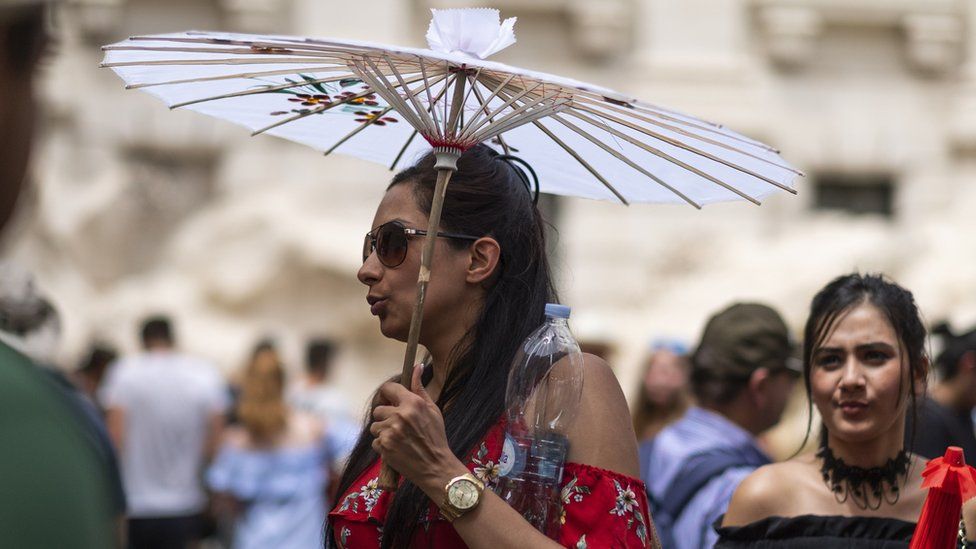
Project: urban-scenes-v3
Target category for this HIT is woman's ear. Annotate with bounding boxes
[465,237,501,284]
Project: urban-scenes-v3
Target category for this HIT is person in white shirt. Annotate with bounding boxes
[102,315,228,549]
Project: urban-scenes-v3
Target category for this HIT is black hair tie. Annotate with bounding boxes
[496,154,540,206]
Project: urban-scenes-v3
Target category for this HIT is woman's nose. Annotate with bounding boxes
[358,253,381,286]
[839,357,866,390]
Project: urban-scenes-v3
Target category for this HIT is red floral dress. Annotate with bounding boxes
[329,420,658,548]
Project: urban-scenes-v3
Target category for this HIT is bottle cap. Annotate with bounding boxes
[544,303,571,319]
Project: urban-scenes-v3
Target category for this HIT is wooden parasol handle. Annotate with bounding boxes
[378,150,460,490]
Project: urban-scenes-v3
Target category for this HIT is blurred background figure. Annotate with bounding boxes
[73,342,118,407]
[1,3,118,546]
[906,321,976,465]
[641,303,799,549]
[288,337,353,425]
[101,315,228,549]
[208,342,350,549]
[0,261,60,365]
[632,338,692,441]
[0,258,121,547]
[0,263,127,520]
[225,338,278,427]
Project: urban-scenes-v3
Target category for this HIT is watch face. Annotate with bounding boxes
[447,479,480,510]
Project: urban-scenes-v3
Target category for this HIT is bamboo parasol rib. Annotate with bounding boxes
[547,114,702,208]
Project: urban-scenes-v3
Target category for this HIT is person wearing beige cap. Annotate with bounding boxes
[1,2,117,547]
[639,302,800,549]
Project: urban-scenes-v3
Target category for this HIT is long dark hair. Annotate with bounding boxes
[328,144,557,548]
[797,273,929,451]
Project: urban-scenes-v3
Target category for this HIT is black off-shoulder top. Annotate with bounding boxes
[714,515,915,548]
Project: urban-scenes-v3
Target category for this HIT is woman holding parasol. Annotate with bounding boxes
[327,145,657,548]
[98,8,806,548]
[717,273,976,547]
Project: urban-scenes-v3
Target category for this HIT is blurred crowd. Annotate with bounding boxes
[3,254,975,548]
[0,259,360,548]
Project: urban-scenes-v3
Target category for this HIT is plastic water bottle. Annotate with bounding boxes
[495,303,584,537]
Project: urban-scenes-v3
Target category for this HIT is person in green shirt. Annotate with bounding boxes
[1,1,117,547]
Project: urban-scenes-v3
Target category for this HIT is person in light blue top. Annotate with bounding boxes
[208,344,355,549]
[639,302,800,549]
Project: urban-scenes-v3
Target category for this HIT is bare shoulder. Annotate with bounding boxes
[580,353,621,386]
[723,460,813,527]
[566,353,640,477]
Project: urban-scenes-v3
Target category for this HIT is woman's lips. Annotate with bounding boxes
[369,298,388,316]
[838,401,869,417]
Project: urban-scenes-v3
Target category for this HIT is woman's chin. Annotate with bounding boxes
[378,318,409,342]
[825,421,882,444]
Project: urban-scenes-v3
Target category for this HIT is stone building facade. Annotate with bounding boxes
[8,0,976,428]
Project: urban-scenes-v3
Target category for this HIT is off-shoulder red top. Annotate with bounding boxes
[329,419,659,548]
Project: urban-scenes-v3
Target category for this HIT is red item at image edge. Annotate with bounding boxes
[909,447,976,549]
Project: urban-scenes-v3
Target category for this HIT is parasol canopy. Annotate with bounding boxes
[101,8,801,208]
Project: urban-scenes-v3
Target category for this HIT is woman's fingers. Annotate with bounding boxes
[372,405,396,421]
[377,380,412,405]
[369,418,406,454]
[368,417,389,437]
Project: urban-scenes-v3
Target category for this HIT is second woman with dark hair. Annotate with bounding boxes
[328,144,657,548]
[717,273,976,547]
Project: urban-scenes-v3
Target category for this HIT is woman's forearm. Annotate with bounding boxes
[451,490,563,549]
[415,459,562,549]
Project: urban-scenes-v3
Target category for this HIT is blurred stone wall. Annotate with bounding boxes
[7,0,976,442]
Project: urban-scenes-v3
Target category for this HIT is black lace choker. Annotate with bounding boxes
[816,445,910,510]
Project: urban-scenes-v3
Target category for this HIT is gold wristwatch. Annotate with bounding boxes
[439,472,485,522]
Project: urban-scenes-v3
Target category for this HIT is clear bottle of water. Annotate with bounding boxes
[494,303,584,537]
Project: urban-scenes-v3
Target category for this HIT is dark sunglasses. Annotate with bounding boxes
[363,220,480,268]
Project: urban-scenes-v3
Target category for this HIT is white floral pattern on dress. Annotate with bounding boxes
[470,441,500,489]
[361,477,382,512]
[610,479,648,546]
[338,490,359,513]
[560,475,592,525]
[611,480,637,516]
[337,475,384,514]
